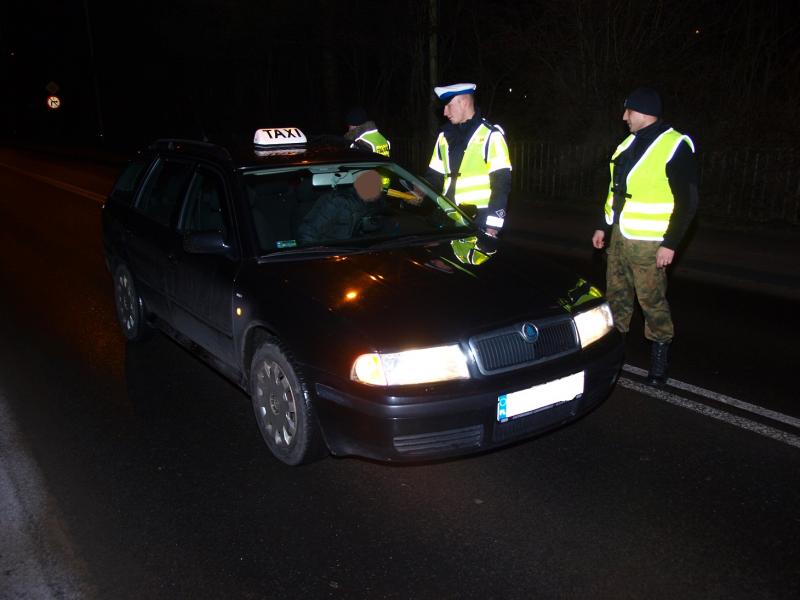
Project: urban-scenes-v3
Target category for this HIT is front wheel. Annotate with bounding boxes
[113,263,151,342]
[250,342,326,466]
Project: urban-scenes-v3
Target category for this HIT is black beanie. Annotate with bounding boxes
[346,106,369,126]
[623,87,662,117]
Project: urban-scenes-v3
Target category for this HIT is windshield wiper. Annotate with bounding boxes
[258,245,366,261]
[367,231,468,249]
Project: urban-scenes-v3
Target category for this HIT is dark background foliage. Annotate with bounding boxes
[2,0,798,151]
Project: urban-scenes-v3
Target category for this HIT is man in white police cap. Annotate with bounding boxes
[426,82,512,237]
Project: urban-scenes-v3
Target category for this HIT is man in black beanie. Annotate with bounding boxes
[344,106,391,157]
[591,87,699,386]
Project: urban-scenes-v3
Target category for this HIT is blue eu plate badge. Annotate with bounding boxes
[498,395,508,421]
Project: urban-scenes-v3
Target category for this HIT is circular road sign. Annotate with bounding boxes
[46,95,61,110]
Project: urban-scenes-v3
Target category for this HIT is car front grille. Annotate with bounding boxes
[469,316,578,375]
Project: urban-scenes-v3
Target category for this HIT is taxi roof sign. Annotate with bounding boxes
[254,127,307,147]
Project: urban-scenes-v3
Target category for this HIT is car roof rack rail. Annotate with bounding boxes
[149,138,232,162]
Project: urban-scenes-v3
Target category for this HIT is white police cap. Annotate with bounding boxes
[434,83,477,102]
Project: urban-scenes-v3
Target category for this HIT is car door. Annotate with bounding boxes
[125,157,194,319]
[168,164,239,367]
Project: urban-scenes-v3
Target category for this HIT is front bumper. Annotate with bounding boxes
[312,334,624,462]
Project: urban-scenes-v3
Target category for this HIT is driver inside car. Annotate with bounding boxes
[296,169,384,244]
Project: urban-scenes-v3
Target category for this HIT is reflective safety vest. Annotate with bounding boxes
[428,121,511,208]
[450,237,496,265]
[605,128,695,241]
[355,129,391,157]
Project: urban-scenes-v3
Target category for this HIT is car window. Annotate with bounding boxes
[109,158,148,206]
[181,168,228,237]
[242,162,472,254]
[135,158,193,227]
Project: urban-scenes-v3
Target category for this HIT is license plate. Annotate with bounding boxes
[497,372,584,422]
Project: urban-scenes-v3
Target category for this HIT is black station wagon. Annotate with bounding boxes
[101,128,624,465]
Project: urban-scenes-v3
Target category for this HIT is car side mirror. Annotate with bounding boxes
[183,231,232,256]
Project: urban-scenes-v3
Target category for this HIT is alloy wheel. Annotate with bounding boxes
[115,270,137,334]
[254,359,298,447]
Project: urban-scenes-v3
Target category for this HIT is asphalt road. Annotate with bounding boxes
[1,150,798,600]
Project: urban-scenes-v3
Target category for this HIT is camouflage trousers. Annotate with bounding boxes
[606,225,674,342]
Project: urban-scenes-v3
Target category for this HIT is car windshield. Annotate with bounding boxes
[241,162,473,255]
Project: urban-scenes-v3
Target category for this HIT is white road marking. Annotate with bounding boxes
[0,389,91,598]
[622,363,800,430]
[0,161,106,204]
[618,377,800,449]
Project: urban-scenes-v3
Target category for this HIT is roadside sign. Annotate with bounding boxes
[46,95,61,110]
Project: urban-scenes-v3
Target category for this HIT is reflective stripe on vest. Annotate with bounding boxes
[604,128,695,241]
[428,122,511,207]
[356,129,391,157]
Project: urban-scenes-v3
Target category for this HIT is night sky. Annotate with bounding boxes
[2,0,798,151]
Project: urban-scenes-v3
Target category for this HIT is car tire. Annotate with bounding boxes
[250,342,327,466]
[112,263,151,342]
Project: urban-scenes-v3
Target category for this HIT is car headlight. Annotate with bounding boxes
[352,344,470,386]
[573,302,614,348]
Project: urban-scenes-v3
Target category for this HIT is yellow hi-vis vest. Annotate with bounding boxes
[605,128,695,241]
[450,237,496,265]
[355,129,391,157]
[428,122,511,208]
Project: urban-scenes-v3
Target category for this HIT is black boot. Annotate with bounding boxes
[646,341,670,387]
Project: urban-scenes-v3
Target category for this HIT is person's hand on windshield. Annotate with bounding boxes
[407,187,425,206]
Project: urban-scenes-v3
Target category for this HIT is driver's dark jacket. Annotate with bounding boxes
[296,188,369,243]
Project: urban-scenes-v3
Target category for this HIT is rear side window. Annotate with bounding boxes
[109,159,148,206]
[181,168,228,237]
[135,159,193,227]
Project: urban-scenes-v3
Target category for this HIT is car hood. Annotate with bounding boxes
[250,237,591,351]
